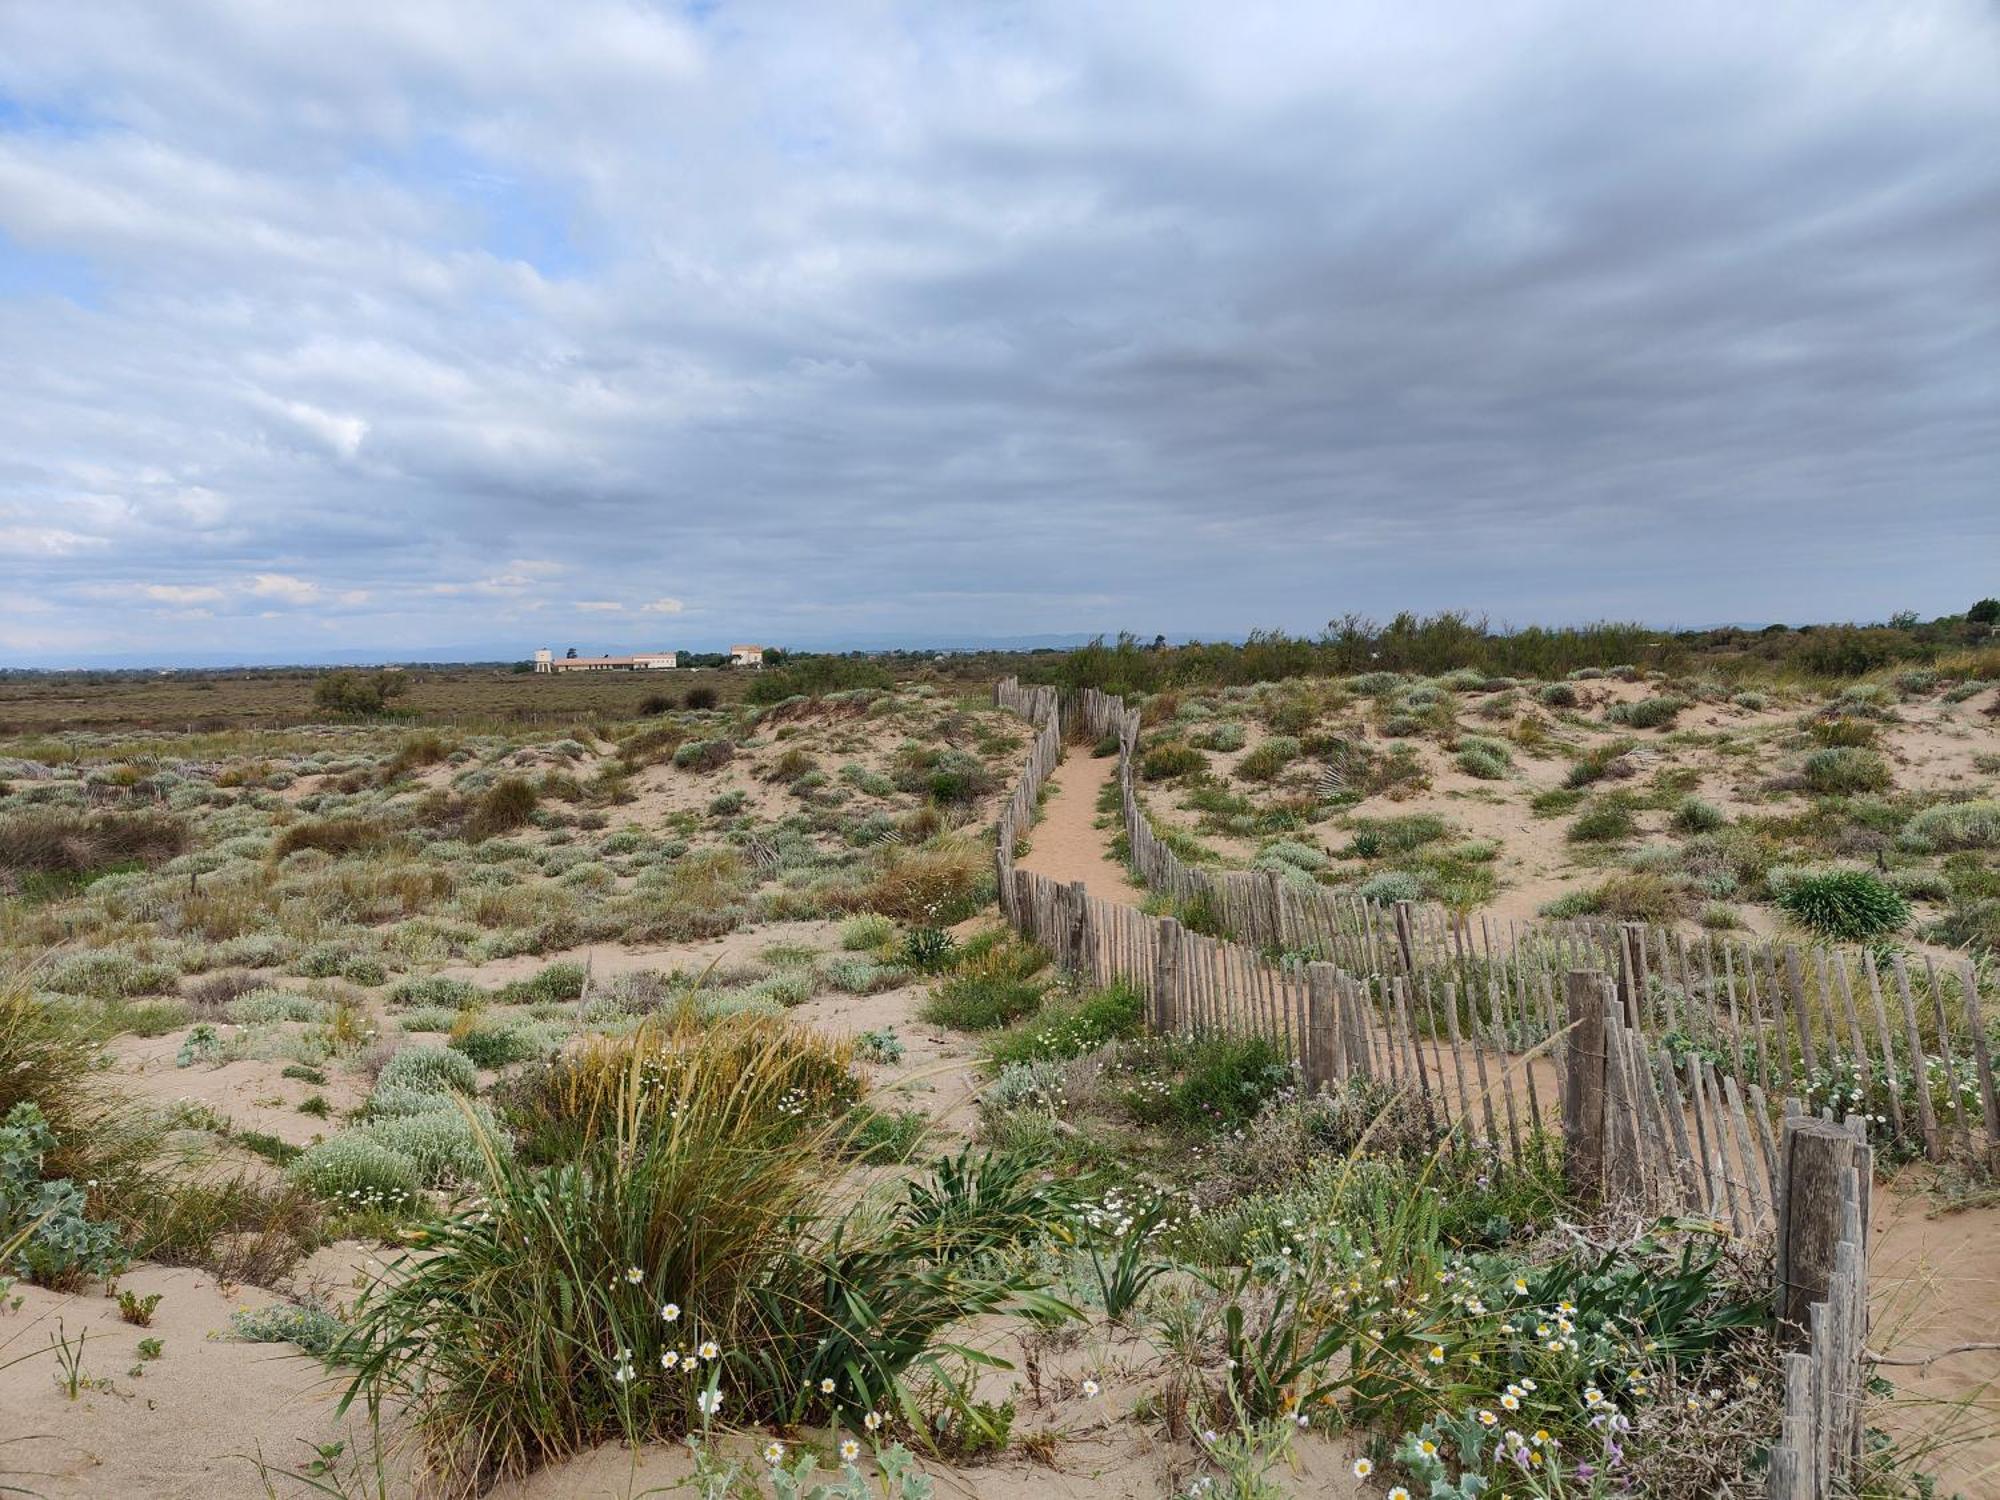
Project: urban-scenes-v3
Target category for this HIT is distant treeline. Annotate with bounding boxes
[1017,606,2000,697]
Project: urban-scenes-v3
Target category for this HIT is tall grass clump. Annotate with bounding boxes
[1775,869,1910,941]
[464,777,540,842]
[1802,747,1891,796]
[336,1017,1065,1493]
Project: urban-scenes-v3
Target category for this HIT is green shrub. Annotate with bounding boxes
[1454,744,1508,779]
[1564,740,1636,787]
[465,777,539,842]
[707,789,747,817]
[1900,800,2000,853]
[387,975,480,1010]
[1140,742,1207,781]
[984,982,1144,1067]
[673,739,736,772]
[226,988,327,1025]
[285,1133,420,1206]
[448,1023,540,1070]
[1165,1035,1293,1130]
[338,1035,1057,1486]
[1604,695,1686,729]
[840,914,896,951]
[1236,736,1302,782]
[1802,747,1891,796]
[376,1045,479,1097]
[1775,869,1910,940]
[41,950,177,999]
[1346,814,1447,857]
[1357,870,1423,903]
[1669,796,1726,834]
[364,1107,508,1188]
[1568,800,1637,843]
[501,962,588,1005]
[920,942,1047,1031]
[1535,681,1578,708]
[1732,691,1770,711]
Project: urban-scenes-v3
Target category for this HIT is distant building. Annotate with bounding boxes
[729,644,767,668]
[535,648,677,673]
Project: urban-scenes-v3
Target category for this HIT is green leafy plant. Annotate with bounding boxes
[117,1288,163,1326]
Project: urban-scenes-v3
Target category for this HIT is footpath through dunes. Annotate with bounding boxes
[1014,748,1144,907]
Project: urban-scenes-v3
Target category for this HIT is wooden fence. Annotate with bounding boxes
[1015,681,1999,1167]
[992,678,1880,1496]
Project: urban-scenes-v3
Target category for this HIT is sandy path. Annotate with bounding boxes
[1867,1193,2000,1491]
[1016,751,1145,906]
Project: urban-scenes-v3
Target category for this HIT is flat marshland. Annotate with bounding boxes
[3,640,1998,1499]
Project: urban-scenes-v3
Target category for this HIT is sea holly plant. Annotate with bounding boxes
[0,1103,126,1287]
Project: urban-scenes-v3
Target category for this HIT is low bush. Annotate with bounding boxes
[1605,695,1686,729]
[272,817,387,859]
[1568,799,1637,843]
[1357,870,1423,903]
[840,913,896,951]
[983,981,1144,1067]
[1802,747,1891,796]
[1670,796,1726,834]
[465,777,540,842]
[376,1044,480,1097]
[1900,800,2000,852]
[1140,742,1207,781]
[920,940,1048,1031]
[1236,736,1302,782]
[1775,869,1910,941]
[0,807,189,876]
[285,1133,420,1207]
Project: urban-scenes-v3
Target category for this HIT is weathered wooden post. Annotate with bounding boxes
[1305,961,1339,1092]
[1775,1116,1871,1349]
[1152,918,1183,1035]
[1564,969,1608,1206]
[1393,900,1417,977]
[1062,880,1092,979]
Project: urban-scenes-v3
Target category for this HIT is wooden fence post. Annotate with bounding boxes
[1774,1116,1871,1349]
[1061,881,1090,977]
[1564,970,1608,1206]
[1152,918,1183,1035]
[1305,961,1339,1092]
[1393,900,1417,976]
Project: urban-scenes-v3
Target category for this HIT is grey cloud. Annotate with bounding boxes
[1,0,1997,662]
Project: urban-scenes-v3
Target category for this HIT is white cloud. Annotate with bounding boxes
[574,600,624,612]
[140,583,224,604]
[248,573,322,604]
[0,527,108,556]
[640,597,685,614]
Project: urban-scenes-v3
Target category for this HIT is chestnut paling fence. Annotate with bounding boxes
[989,678,1965,1499]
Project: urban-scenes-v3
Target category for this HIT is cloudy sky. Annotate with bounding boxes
[2,2,1996,664]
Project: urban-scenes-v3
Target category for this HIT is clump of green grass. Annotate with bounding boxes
[840,913,896,951]
[1775,869,1909,941]
[336,1023,1059,1490]
[1140,741,1207,781]
[1236,736,1302,782]
[1670,796,1726,834]
[1453,735,1511,779]
[465,777,540,842]
[1568,798,1638,844]
[919,938,1049,1031]
[1802,747,1891,796]
[983,981,1144,1067]
[1604,695,1686,729]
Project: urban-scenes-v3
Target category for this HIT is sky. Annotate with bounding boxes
[1,1,1997,666]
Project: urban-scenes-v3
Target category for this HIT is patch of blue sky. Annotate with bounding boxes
[346,132,595,280]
